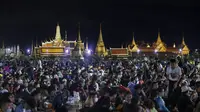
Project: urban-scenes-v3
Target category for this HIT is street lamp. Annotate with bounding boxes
[26,49,31,55]
[137,49,140,53]
[179,49,182,52]
[179,49,183,57]
[154,49,158,57]
[65,49,69,54]
[27,49,30,53]
[87,49,91,55]
[154,49,158,53]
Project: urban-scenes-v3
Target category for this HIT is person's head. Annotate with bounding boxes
[130,77,135,82]
[109,90,117,101]
[152,82,158,90]
[131,97,140,105]
[31,89,41,101]
[91,75,98,82]
[125,92,132,104]
[134,84,142,93]
[0,94,11,111]
[3,92,15,103]
[157,88,165,97]
[196,81,200,93]
[170,59,178,68]
[2,82,9,90]
[143,99,155,109]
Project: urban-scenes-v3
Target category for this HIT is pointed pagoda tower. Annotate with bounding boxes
[156,31,162,45]
[155,30,166,52]
[95,24,107,56]
[173,43,176,48]
[128,32,139,52]
[73,23,84,57]
[64,31,68,41]
[84,37,91,55]
[74,23,82,49]
[132,32,136,45]
[86,37,88,50]
[180,34,190,55]
[182,37,186,46]
[55,23,62,41]
[31,40,34,56]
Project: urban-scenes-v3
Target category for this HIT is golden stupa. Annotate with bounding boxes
[95,24,108,56]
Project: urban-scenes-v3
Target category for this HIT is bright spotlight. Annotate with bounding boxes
[27,49,30,54]
[179,49,182,52]
[65,49,69,53]
[154,49,158,53]
[87,49,91,55]
[137,49,140,53]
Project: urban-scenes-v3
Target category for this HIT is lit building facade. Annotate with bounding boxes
[35,24,190,57]
[127,32,190,56]
[0,42,20,57]
[35,24,84,56]
[95,27,190,57]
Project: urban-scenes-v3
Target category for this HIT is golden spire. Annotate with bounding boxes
[97,23,104,43]
[147,44,150,48]
[156,29,162,44]
[95,23,106,56]
[173,43,176,48]
[77,23,82,42]
[132,32,136,45]
[65,31,68,41]
[86,37,88,50]
[55,23,62,41]
[35,38,38,47]
[73,23,83,51]
[182,33,186,46]
[31,40,34,55]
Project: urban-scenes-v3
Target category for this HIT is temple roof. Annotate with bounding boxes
[156,31,162,45]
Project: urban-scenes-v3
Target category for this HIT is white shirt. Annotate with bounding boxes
[1,89,8,93]
[38,60,42,69]
[95,82,99,91]
[166,66,182,81]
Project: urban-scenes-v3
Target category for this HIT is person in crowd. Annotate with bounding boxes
[177,83,194,112]
[166,58,182,97]
[0,55,200,112]
[143,99,158,112]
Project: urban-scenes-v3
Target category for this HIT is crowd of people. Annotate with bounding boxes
[0,55,200,112]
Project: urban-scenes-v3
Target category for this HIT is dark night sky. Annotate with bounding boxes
[0,0,199,50]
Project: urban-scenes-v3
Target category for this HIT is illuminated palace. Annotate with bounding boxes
[35,24,88,57]
[95,25,190,57]
[35,23,190,57]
